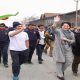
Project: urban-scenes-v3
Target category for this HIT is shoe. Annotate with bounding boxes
[13,76,19,80]
[57,76,64,80]
[4,64,8,68]
[63,72,64,76]
[41,59,44,61]
[44,50,47,54]
[49,54,53,57]
[73,72,78,76]
[28,61,33,64]
[0,60,1,64]
[39,61,42,64]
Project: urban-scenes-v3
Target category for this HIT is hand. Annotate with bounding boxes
[54,16,61,22]
[20,25,26,30]
[23,25,27,29]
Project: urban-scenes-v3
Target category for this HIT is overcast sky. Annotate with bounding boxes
[0,0,80,26]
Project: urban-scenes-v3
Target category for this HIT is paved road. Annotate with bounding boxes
[0,52,80,80]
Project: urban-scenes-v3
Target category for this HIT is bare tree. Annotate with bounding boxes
[21,16,39,24]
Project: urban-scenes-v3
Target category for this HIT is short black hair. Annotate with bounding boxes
[61,22,71,27]
[0,23,8,28]
[38,24,44,28]
[28,23,35,26]
[0,23,5,27]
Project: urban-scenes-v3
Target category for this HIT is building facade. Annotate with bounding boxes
[29,10,80,27]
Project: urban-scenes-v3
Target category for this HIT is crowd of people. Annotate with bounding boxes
[0,16,80,80]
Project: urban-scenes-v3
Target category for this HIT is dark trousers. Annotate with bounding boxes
[28,45,36,62]
[36,44,45,61]
[72,56,80,73]
[10,49,29,76]
[0,43,9,64]
[0,50,1,62]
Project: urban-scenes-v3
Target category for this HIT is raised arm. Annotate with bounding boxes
[52,16,61,29]
[8,25,26,37]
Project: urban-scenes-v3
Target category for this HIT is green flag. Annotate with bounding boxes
[0,12,19,20]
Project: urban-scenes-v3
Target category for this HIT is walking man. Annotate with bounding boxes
[0,23,9,68]
[8,22,29,80]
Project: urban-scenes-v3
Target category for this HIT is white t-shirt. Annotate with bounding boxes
[39,31,45,45]
[9,31,29,51]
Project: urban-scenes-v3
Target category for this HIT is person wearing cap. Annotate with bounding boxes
[8,21,29,80]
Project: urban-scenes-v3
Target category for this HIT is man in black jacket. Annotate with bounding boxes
[0,23,9,68]
[25,24,40,64]
[72,28,80,76]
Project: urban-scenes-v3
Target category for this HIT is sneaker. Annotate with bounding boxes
[4,64,8,68]
[57,76,64,80]
[13,76,19,80]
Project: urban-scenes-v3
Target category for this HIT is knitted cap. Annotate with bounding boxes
[13,21,21,28]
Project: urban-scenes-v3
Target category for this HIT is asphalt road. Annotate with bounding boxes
[0,52,80,80]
